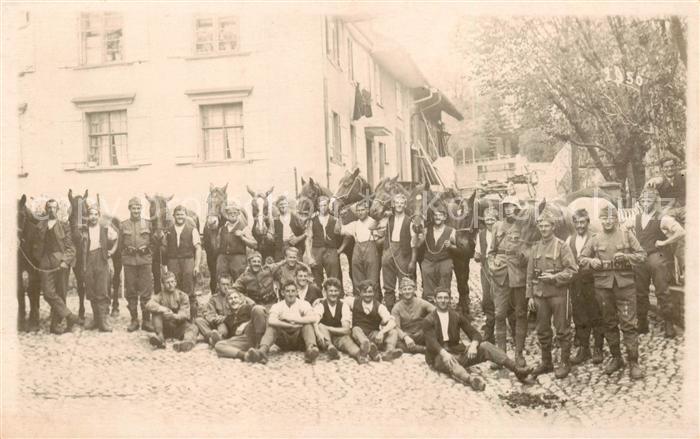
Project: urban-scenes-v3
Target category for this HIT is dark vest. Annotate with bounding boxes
[634,212,666,255]
[423,225,454,262]
[166,224,195,259]
[219,226,247,255]
[87,225,110,260]
[274,215,305,256]
[311,215,339,248]
[44,225,61,255]
[320,299,343,327]
[384,214,412,256]
[658,175,685,207]
[352,298,382,332]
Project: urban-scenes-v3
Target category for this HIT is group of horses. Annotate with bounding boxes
[17,169,625,332]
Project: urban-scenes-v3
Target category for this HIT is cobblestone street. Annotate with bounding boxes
[5,261,691,436]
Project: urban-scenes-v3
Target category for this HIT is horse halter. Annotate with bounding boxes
[335,175,364,203]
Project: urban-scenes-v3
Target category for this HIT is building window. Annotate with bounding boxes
[379,141,387,179]
[395,81,404,117]
[325,17,340,65]
[347,38,354,81]
[373,63,383,106]
[201,103,244,161]
[195,16,239,54]
[395,129,404,180]
[331,111,342,163]
[87,110,128,167]
[80,12,123,65]
[350,124,358,168]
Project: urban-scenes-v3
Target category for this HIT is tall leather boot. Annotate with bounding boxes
[604,342,624,375]
[571,326,591,365]
[532,349,553,376]
[554,342,572,379]
[98,302,112,332]
[127,303,139,332]
[591,328,604,364]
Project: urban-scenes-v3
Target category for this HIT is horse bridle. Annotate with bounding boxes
[334,175,364,203]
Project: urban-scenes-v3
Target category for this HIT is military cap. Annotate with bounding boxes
[598,204,619,218]
[247,250,263,261]
[500,195,521,208]
[128,197,142,207]
[536,205,560,224]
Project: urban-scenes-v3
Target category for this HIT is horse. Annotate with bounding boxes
[95,194,124,316]
[203,183,228,293]
[17,194,41,332]
[246,185,276,262]
[333,167,373,213]
[146,193,200,293]
[67,189,90,322]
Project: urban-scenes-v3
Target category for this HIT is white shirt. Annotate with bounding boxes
[437,311,450,341]
[269,298,315,323]
[391,214,406,242]
[341,217,377,243]
[47,219,57,230]
[174,223,201,247]
[279,213,292,240]
[475,229,493,256]
[313,301,353,327]
[575,234,586,257]
[88,223,118,251]
[297,284,309,303]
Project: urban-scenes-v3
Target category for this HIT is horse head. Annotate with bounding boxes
[247,185,274,233]
[297,177,333,222]
[334,168,370,210]
[370,175,404,219]
[67,189,90,229]
[145,193,173,236]
[206,183,228,229]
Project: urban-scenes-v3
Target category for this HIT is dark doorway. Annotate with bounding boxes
[366,137,374,188]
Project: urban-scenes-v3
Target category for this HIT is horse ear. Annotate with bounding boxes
[97,194,101,207]
[393,174,399,182]
[467,189,477,206]
[300,177,306,186]
[209,183,214,192]
[166,194,174,202]
[246,185,256,198]
[538,198,547,214]
[68,189,73,202]
[265,186,274,197]
[223,183,228,193]
[145,193,152,202]
[309,177,315,185]
[351,168,360,178]
[84,189,88,199]
[20,194,27,206]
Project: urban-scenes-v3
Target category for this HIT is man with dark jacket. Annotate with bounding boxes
[348,280,402,362]
[230,251,278,306]
[273,196,307,261]
[309,196,341,287]
[163,205,202,320]
[214,290,269,361]
[294,264,323,305]
[195,275,234,347]
[215,202,258,281]
[32,199,79,334]
[146,271,199,352]
[423,289,533,391]
[83,205,118,332]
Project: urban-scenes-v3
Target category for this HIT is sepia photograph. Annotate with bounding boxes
[1,2,698,437]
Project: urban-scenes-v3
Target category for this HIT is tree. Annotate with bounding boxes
[452,16,687,197]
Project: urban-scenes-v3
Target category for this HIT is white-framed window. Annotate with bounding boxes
[195,16,239,54]
[347,37,354,81]
[373,62,383,106]
[395,81,404,117]
[201,103,244,161]
[350,124,358,168]
[325,17,340,65]
[80,12,123,65]
[86,110,128,167]
[331,111,342,163]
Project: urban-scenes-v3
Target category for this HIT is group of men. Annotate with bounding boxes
[28,156,685,389]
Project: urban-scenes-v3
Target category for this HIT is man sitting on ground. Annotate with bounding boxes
[146,271,199,352]
[313,277,368,364]
[391,278,435,354]
[214,290,269,362]
[348,280,403,362]
[194,274,234,347]
[423,289,534,391]
[249,281,320,364]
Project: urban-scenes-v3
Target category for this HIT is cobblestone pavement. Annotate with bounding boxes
[5,260,691,436]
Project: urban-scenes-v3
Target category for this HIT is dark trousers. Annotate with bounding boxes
[85,249,111,320]
[260,324,317,352]
[351,241,380,296]
[534,294,572,352]
[215,306,268,358]
[40,261,71,326]
[433,341,509,375]
[152,313,198,342]
[492,283,527,357]
[595,282,638,359]
[571,279,603,348]
[421,258,453,303]
[216,254,247,282]
[381,243,415,309]
[311,247,341,287]
[317,324,361,357]
[167,257,197,319]
[124,264,153,319]
[194,318,229,339]
[453,256,471,314]
[634,251,672,322]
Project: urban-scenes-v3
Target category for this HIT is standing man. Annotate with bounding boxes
[230,251,278,306]
[273,196,307,261]
[349,280,403,362]
[579,205,646,380]
[309,196,341,287]
[249,281,320,364]
[525,207,578,379]
[215,201,258,281]
[567,209,605,365]
[120,197,156,333]
[391,278,435,354]
[419,203,456,304]
[164,205,202,320]
[146,271,199,352]
[214,290,269,362]
[474,207,504,343]
[633,188,685,338]
[338,200,380,297]
[32,199,79,334]
[313,277,367,363]
[294,265,323,305]
[422,289,534,391]
[379,193,418,311]
[488,195,529,367]
[194,274,234,347]
[83,205,118,332]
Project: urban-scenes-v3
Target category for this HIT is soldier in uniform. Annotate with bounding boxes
[215,201,258,281]
[194,274,234,347]
[632,188,685,338]
[309,196,341,288]
[145,271,199,352]
[579,205,646,380]
[230,251,279,306]
[526,206,578,379]
[567,208,605,365]
[488,195,529,367]
[418,203,457,304]
[163,205,202,320]
[32,199,79,334]
[83,205,118,332]
[120,197,157,332]
[379,193,418,311]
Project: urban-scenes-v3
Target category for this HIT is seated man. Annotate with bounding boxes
[348,280,403,362]
[214,290,269,362]
[295,264,323,304]
[145,271,199,352]
[423,289,534,391]
[271,247,309,288]
[249,281,320,364]
[392,278,435,354]
[231,251,278,306]
[313,277,368,364]
[194,274,234,347]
